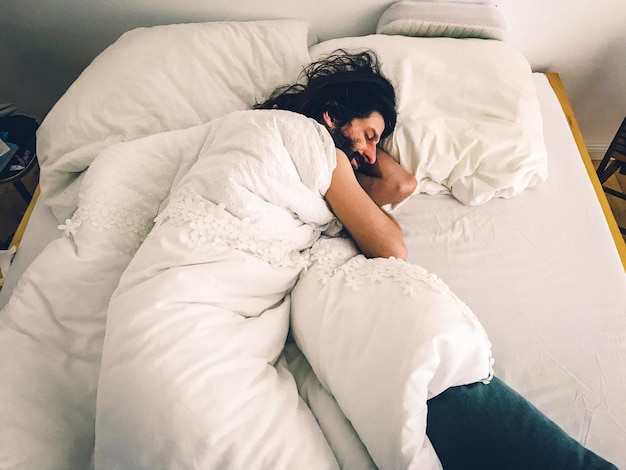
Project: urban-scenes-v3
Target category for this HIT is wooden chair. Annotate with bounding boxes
[596,116,626,234]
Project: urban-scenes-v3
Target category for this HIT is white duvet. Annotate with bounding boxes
[0,109,492,469]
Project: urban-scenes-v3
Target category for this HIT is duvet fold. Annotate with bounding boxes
[291,237,493,469]
[1,108,492,470]
[92,109,340,468]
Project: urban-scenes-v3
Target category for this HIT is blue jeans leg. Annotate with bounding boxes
[426,376,618,470]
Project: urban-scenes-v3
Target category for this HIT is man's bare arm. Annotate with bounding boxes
[325,149,407,260]
[356,148,417,206]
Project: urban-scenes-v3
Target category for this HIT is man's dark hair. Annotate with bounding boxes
[255,49,397,140]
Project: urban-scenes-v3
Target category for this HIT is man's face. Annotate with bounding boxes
[326,112,385,171]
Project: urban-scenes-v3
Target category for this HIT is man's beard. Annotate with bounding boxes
[328,126,364,171]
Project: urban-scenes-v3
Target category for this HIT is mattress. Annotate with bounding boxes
[395,74,626,462]
[0,73,624,466]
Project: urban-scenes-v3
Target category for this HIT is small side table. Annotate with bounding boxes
[0,115,39,204]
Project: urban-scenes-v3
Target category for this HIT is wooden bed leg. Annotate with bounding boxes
[10,185,40,251]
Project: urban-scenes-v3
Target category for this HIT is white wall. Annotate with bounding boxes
[498,0,626,159]
[2,0,625,157]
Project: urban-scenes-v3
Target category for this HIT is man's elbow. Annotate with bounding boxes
[399,174,417,202]
[389,174,417,205]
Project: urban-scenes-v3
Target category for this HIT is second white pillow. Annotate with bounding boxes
[309,35,547,205]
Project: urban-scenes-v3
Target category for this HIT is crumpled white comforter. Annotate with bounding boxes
[0,109,492,470]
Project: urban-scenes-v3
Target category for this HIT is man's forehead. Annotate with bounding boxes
[353,112,384,135]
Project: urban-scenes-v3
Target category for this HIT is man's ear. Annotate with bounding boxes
[322,111,335,130]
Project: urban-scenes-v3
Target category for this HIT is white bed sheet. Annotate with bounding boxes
[1,73,624,466]
[394,74,626,465]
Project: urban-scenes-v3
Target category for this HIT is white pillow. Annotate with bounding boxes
[37,19,312,222]
[291,237,493,468]
[309,35,548,205]
[377,1,507,40]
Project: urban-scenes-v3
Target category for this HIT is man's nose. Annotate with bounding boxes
[362,142,377,163]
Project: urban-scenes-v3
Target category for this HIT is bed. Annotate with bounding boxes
[1,2,625,469]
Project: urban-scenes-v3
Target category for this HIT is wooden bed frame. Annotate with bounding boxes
[10,185,39,251]
[545,73,626,270]
[9,74,626,272]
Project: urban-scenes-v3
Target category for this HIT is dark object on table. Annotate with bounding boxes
[0,115,40,203]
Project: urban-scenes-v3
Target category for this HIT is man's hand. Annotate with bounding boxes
[356,148,417,206]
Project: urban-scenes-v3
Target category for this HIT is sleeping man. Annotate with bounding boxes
[256,49,617,470]
[256,49,416,261]
[2,40,617,468]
